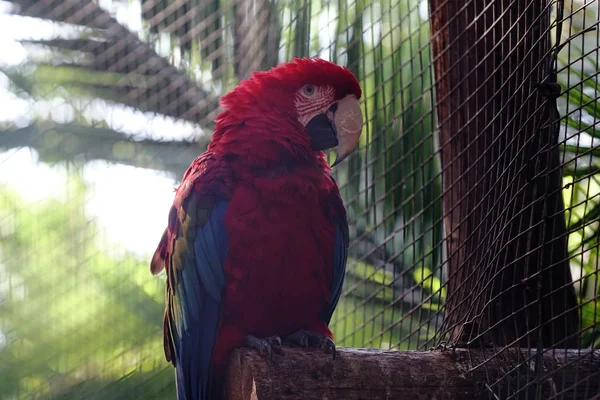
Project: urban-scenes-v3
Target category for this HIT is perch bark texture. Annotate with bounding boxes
[225,347,600,400]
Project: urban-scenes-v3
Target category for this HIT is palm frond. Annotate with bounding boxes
[7,0,221,125]
[0,122,207,176]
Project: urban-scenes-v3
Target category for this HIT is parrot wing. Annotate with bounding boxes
[322,179,349,325]
[151,152,233,400]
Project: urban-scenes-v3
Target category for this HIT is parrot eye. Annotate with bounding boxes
[302,84,316,97]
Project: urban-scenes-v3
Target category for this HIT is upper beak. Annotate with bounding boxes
[306,95,363,167]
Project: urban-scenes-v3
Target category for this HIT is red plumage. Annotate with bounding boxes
[152,57,362,399]
[213,164,341,369]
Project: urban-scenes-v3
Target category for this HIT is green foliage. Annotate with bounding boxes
[278,0,444,349]
[332,258,442,350]
[557,10,600,348]
[1,3,599,400]
[0,182,176,399]
[562,174,600,348]
[327,0,443,349]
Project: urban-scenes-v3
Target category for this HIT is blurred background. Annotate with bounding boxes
[0,0,598,399]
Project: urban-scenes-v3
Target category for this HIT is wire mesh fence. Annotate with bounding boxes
[429,1,599,398]
[0,0,598,399]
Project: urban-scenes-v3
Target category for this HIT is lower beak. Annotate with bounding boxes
[306,95,363,166]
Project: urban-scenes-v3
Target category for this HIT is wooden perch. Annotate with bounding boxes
[226,347,600,400]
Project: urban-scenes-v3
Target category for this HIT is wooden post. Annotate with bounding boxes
[428,0,579,347]
[225,347,600,399]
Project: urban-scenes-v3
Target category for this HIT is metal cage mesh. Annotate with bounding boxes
[428,1,599,398]
[0,0,598,399]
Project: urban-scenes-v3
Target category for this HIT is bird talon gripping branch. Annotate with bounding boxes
[284,329,336,359]
[244,335,283,361]
[150,58,362,400]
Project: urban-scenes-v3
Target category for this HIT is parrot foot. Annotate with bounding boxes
[244,335,282,361]
[284,330,336,359]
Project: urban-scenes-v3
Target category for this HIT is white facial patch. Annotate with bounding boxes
[295,85,336,126]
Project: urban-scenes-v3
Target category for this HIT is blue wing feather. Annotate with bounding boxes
[194,203,228,301]
[181,265,203,321]
[321,182,350,325]
[324,225,348,324]
[172,200,229,400]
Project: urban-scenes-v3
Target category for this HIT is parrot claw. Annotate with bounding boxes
[284,330,337,359]
[244,335,282,362]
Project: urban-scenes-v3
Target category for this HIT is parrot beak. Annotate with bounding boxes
[306,95,363,167]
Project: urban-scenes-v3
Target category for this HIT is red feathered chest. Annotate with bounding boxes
[221,166,339,338]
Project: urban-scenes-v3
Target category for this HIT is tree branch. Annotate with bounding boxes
[226,347,600,400]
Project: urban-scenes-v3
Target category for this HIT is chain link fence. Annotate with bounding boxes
[0,0,598,399]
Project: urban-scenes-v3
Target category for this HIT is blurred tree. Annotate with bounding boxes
[1,0,219,178]
[0,181,176,399]
[0,0,447,353]
[429,0,579,348]
[0,11,596,400]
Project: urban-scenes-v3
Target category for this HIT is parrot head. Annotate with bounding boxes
[212,57,363,167]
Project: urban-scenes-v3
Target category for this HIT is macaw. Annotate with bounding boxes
[150,57,363,400]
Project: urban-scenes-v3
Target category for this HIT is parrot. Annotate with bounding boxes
[150,57,363,400]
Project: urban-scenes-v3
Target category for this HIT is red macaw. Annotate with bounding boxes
[150,57,363,400]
